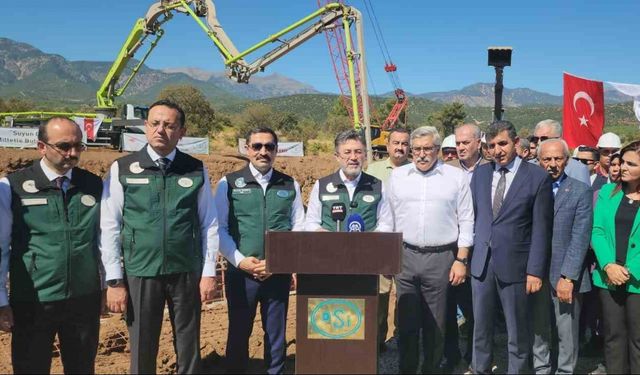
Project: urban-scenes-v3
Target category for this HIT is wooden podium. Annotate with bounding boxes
[265,231,402,374]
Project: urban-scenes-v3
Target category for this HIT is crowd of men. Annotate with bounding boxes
[0,98,632,374]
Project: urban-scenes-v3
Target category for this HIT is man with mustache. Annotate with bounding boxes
[100,100,219,374]
[0,117,103,373]
[386,126,474,373]
[215,126,305,374]
[366,127,410,352]
[305,129,392,233]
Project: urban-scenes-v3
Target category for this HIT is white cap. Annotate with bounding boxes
[442,134,456,149]
[572,145,585,158]
[597,132,621,149]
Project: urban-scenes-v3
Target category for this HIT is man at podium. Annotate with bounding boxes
[304,130,392,233]
[387,126,474,374]
[215,126,305,374]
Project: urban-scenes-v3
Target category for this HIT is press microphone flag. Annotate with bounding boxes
[331,203,347,232]
[346,213,365,232]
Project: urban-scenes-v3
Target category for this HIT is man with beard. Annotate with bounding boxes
[387,126,474,373]
[366,127,410,352]
[215,127,305,374]
[0,117,103,373]
[305,129,392,233]
[100,100,219,374]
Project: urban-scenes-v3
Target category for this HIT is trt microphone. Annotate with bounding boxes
[330,203,347,232]
[346,213,365,232]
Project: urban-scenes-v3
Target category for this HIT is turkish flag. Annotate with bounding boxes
[563,73,604,148]
[84,118,95,141]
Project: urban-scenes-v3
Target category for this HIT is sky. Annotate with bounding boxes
[1,0,638,96]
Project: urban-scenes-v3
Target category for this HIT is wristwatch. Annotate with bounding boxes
[560,275,573,284]
[107,279,124,287]
[455,257,469,266]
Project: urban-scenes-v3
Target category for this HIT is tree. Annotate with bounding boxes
[0,97,33,112]
[427,102,466,136]
[157,85,218,137]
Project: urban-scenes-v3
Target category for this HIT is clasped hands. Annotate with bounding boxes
[238,256,272,281]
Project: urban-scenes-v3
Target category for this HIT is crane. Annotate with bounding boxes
[317,0,408,161]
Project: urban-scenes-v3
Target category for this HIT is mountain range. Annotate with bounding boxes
[0,37,632,109]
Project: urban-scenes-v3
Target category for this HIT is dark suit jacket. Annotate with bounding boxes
[550,176,593,293]
[470,158,554,283]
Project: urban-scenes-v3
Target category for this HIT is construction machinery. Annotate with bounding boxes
[317,0,408,160]
[1,0,381,158]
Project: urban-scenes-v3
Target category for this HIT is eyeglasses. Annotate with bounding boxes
[146,122,181,131]
[599,148,619,156]
[44,141,87,152]
[442,148,457,155]
[411,146,438,154]
[529,136,558,144]
[249,142,277,152]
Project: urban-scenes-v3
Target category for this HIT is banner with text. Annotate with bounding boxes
[238,138,304,157]
[122,133,210,155]
[0,128,39,148]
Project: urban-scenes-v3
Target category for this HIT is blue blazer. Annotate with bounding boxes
[470,159,554,283]
[550,177,593,293]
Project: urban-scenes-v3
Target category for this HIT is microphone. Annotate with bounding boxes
[346,213,365,232]
[330,203,347,232]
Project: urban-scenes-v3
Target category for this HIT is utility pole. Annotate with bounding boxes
[488,47,512,122]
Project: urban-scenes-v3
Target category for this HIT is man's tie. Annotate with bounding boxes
[157,157,170,174]
[492,168,507,219]
[552,180,561,197]
[54,176,67,192]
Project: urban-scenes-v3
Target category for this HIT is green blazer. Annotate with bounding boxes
[592,183,640,293]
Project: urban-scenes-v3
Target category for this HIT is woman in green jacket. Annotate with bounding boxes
[592,140,640,374]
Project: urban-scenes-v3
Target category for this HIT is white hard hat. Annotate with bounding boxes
[442,134,456,149]
[597,132,621,149]
[572,146,583,158]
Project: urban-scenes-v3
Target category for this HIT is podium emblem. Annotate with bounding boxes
[308,298,365,340]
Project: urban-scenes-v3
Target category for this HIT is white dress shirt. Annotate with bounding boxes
[100,146,219,280]
[387,161,474,248]
[0,160,74,306]
[304,170,394,232]
[491,156,522,205]
[214,163,305,268]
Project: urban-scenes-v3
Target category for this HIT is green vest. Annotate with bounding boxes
[117,147,204,277]
[226,166,297,260]
[7,162,102,303]
[318,171,382,232]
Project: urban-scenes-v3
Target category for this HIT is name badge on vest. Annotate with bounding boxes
[362,195,375,203]
[81,195,97,207]
[21,198,48,206]
[321,194,340,201]
[178,177,194,188]
[232,188,252,195]
[126,178,150,185]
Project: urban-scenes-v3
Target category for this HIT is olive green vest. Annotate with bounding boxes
[117,147,204,277]
[225,166,297,260]
[7,162,102,303]
[318,171,382,232]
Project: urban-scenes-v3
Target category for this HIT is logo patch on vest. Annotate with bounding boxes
[235,177,247,188]
[232,188,252,195]
[129,162,144,174]
[325,182,338,193]
[81,194,97,207]
[362,195,375,203]
[321,194,340,201]
[22,180,38,193]
[126,178,149,185]
[21,198,47,206]
[178,177,194,188]
[276,190,290,198]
